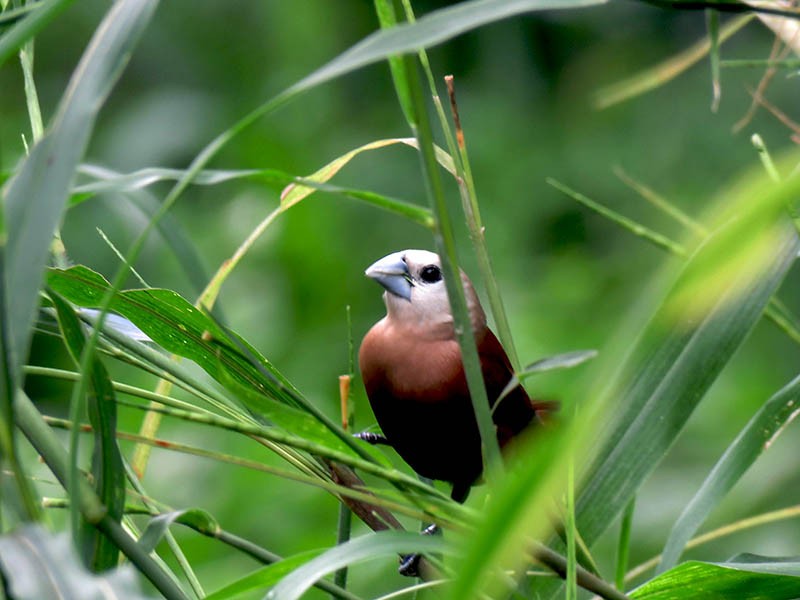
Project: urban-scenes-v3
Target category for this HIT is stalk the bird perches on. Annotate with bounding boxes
[358,249,546,576]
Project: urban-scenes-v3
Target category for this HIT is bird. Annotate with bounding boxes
[358,249,543,576]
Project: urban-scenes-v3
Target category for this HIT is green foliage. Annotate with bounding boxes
[2,1,800,599]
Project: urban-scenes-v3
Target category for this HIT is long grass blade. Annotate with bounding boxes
[268,532,448,600]
[535,159,800,597]
[49,291,125,571]
[657,372,800,573]
[3,0,157,385]
[594,14,752,109]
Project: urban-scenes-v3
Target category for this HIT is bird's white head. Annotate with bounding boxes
[365,249,486,337]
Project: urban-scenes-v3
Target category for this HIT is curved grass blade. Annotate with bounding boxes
[631,558,800,599]
[46,265,299,408]
[3,0,157,385]
[288,0,606,97]
[204,550,324,600]
[49,290,125,571]
[594,14,752,109]
[657,372,800,572]
[279,137,454,208]
[138,508,219,553]
[267,531,448,600]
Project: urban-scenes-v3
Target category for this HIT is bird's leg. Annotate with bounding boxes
[398,483,471,577]
[353,432,391,446]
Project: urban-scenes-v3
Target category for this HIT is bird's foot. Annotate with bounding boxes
[398,524,439,577]
[398,553,422,577]
[353,431,390,446]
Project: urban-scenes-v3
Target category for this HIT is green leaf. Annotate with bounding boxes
[218,365,390,465]
[138,509,219,553]
[267,531,448,600]
[287,0,607,97]
[536,158,800,598]
[496,349,597,405]
[48,266,379,464]
[279,137,452,211]
[49,290,125,571]
[631,558,800,599]
[46,265,296,409]
[571,211,798,549]
[444,428,570,600]
[2,0,157,383]
[658,373,800,572]
[0,525,153,599]
[0,0,77,68]
[204,550,323,600]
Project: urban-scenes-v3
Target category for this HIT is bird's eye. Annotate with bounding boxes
[419,265,442,283]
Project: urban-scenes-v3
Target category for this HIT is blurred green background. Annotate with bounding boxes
[3,2,799,597]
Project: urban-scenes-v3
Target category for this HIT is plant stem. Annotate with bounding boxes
[14,390,189,600]
[402,51,503,481]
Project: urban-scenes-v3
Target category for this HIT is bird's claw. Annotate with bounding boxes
[353,431,390,446]
[398,524,439,577]
[398,553,422,577]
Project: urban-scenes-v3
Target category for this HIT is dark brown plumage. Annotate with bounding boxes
[359,250,539,503]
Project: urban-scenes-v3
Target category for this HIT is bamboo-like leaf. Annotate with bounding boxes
[49,291,125,571]
[46,265,299,408]
[573,222,798,547]
[0,525,152,599]
[2,0,157,384]
[536,159,800,598]
[138,509,219,553]
[631,557,800,599]
[267,531,448,600]
[657,373,800,572]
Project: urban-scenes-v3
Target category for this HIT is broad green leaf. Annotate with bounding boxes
[47,266,377,463]
[49,291,125,572]
[0,525,153,599]
[631,558,800,599]
[2,0,157,383]
[267,531,448,600]
[47,265,298,407]
[658,373,800,572]
[204,550,323,600]
[138,509,219,553]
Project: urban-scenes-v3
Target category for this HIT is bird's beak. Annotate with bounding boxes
[365,252,413,301]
